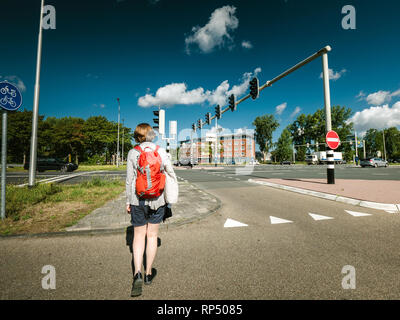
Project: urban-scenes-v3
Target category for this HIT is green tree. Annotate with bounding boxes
[288,114,307,161]
[4,109,35,163]
[253,114,279,161]
[275,128,293,162]
[384,127,400,160]
[287,105,354,161]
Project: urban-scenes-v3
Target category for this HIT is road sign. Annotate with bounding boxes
[0,81,23,111]
[326,130,340,150]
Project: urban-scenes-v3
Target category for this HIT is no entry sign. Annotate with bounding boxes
[326,130,340,150]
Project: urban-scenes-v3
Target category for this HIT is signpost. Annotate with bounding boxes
[0,81,23,219]
[325,130,340,184]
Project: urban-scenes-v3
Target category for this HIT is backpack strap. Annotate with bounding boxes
[134,145,142,153]
[134,146,144,174]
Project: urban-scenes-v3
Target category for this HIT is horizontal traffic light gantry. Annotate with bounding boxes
[188,46,332,132]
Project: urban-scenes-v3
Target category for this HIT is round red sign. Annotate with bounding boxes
[326,130,340,150]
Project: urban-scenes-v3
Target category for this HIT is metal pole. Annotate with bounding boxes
[214,118,218,167]
[121,118,124,165]
[293,143,295,164]
[190,130,193,168]
[28,0,45,187]
[382,129,386,161]
[116,98,120,167]
[1,110,7,219]
[322,50,335,184]
[355,131,358,160]
[363,140,366,159]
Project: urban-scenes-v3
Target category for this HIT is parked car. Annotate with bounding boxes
[360,158,388,168]
[280,160,292,165]
[24,157,78,172]
[249,160,259,165]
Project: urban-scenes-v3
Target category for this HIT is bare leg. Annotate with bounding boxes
[145,223,160,275]
[133,225,147,274]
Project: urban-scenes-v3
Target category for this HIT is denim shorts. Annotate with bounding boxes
[130,201,165,227]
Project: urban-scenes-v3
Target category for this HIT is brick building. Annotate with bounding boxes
[179,129,255,164]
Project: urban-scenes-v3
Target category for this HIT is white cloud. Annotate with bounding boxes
[290,106,301,118]
[93,104,106,109]
[356,91,366,101]
[348,101,400,133]
[241,41,253,49]
[319,68,347,81]
[275,102,287,116]
[138,68,261,108]
[365,89,400,106]
[0,75,26,92]
[185,6,239,54]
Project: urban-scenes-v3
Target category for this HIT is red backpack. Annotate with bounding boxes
[134,145,166,199]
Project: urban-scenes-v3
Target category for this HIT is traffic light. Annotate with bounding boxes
[153,110,159,129]
[228,94,236,111]
[197,119,203,130]
[215,105,221,119]
[205,112,211,125]
[153,109,165,135]
[192,123,196,132]
[249,77,259,100]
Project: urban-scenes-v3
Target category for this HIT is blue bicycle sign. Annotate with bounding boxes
[0,81,22,111]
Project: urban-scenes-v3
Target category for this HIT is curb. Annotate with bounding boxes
[248,179,400,213]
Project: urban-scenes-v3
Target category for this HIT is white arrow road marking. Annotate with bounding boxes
[269,216,293,224]
[224,218,248,228]
[308,213,334,221]
[345,210,372,217]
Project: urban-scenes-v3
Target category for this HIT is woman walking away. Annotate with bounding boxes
[126,123,179,297]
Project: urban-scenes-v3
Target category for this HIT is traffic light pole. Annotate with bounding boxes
[190,46,334,183]
[321,50,334,184]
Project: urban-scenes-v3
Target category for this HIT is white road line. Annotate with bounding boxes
[16,171,106,187]
[345,210,372,217]
[308,213,334,221]
[269,216,293,224]
[224,218,248,228]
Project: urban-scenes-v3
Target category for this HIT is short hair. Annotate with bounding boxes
[134,123,155,143]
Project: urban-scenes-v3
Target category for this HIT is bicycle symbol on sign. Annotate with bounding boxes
[0,86,17,98]
[0,82,22,111]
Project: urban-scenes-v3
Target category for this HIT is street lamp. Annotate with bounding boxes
[28,0,45,187]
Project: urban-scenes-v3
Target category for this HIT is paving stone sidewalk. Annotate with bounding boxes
[65,182,221,232]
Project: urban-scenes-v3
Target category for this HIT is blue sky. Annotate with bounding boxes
[2,0,400,150]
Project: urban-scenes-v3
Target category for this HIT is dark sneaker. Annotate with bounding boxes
[144,268,157,285]
[131,272,143,297]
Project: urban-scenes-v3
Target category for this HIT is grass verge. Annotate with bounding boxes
[0,177,125,236]
[76,164,127,172]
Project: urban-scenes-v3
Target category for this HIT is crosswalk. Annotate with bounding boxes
[223,209,378,228]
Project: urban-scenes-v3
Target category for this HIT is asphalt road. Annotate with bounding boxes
[6,164,400,186]
[6,170,125,185]
[1,166,399,299]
